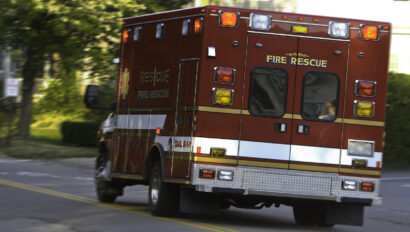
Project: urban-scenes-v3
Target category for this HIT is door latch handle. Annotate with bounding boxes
[334,50,342,56]
[297,124,310,135]
[274,123,287,133]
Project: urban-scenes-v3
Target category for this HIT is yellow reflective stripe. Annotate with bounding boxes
[193,156,237,165]
[239,160,288,169]
[289,164,339,173]
[342,118,384,127]
[339,168,381,176]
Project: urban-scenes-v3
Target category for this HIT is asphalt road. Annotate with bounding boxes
[1,155,409,232]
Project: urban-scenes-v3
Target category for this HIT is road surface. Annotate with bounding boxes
[1,155,409,232]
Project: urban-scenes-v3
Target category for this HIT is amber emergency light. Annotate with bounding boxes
[360,25,379,40]
[122,29,130,43]
[194,18,203,34]
[354,100,375,117]
[212,88,233,105]
[213,67,235,84]
[355,80,376,97]
[219,11,239,27]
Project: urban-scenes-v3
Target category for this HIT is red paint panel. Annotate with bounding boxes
[195,111,240,139]
[342,125,384,151]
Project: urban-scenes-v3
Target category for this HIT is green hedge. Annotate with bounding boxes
[61,121,100,146]
[383,72,410,167]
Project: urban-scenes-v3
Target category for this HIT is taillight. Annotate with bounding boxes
[213,67,235,85]
[360,24,380,41]
[212,88,234,105]
[354,100,375,117]
[199,169,215,179]
[360,182,375,192]
[355,80,376,97]
[218,11,239,28]
[194,18,203,34]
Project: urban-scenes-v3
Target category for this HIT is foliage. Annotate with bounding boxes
[61,121,100,146]
[383,72,410,167]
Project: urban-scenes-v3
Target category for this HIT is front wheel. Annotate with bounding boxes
[95,154,121,203]
[149,161,179,216]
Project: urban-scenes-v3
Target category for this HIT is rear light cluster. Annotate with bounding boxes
[354,80,376,118]
[342,180,375,192]
[211,67,235,105]
[199,169,234,181]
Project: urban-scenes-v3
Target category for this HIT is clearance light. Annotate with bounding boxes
[249,13,272,31]
[213,67,235,85]
[328,21,350,38]
[122,29,130,43]
[360,24,379,41]
[342,180,357,191]
[199,169,215,179]
[212,88,234,105]
[194,18,203,34]
[133,26,142,42]
[182,19,190,36]
[292,25,308,34]
[360,182,375,192]
[348,139,374,157]
[355,80,376,97]
[217,170,233,181]
[219,11,239,28]
[354,100,375,117]
[210,148,226,157]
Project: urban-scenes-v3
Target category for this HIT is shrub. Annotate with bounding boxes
[383,72,410,167]
[61,121,100,146]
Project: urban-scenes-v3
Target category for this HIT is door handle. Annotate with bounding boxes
[297,124,310,135]
[274,123,287,133]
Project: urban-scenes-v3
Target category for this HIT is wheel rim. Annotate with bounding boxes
[151,172,160,206]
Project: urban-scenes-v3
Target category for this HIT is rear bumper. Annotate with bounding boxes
[191,163,382,205]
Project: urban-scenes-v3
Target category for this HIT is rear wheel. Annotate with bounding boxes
[149,161,179,216]
[95,154,120,203]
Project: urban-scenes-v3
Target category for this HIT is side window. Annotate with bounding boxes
[301,71,339,121]
[249,67,288,118]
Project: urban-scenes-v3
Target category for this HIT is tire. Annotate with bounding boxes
[293,205,334,227]
[95,154,118,203]
[149,161,179,216]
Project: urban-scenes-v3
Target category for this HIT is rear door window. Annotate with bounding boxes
[248,67,288,118]
[301,71,339,121]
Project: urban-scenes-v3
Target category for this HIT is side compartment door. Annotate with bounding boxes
[170,60,199,178]
[289,38,349,172]
[239,33,298,168]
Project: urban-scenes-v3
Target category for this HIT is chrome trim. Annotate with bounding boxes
[380,30,389,33]
[211,87,234,106]
[212,67,236,85]
[347,139,375,158]
[218,10,240,28]
[353,100,375,118]
[248,190,337,201]
[124,13,205,27]
[248,31,350,42]
[328,21,350,39]
[359,24,381,41]
[355,80,377,97]
[249,13,272,31]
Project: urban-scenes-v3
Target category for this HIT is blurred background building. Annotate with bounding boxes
[187,0,410,74]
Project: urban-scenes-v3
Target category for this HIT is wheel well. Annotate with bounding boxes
[144,144,165,183]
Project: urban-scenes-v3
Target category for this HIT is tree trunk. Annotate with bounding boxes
[18,48,44,137]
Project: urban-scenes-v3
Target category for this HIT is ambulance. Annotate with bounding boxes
[85,5,391,226]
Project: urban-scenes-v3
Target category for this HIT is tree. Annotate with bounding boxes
[0,0,191,137]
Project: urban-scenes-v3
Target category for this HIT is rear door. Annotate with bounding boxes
[240,32,349,171]
[289,38,349,172]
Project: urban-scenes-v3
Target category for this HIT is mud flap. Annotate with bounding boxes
[179,188,219,215]
[326,205,364,226]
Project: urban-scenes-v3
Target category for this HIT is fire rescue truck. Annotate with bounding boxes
[84,5,391,227]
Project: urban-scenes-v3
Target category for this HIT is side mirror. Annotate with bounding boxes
[84,85,99,106]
